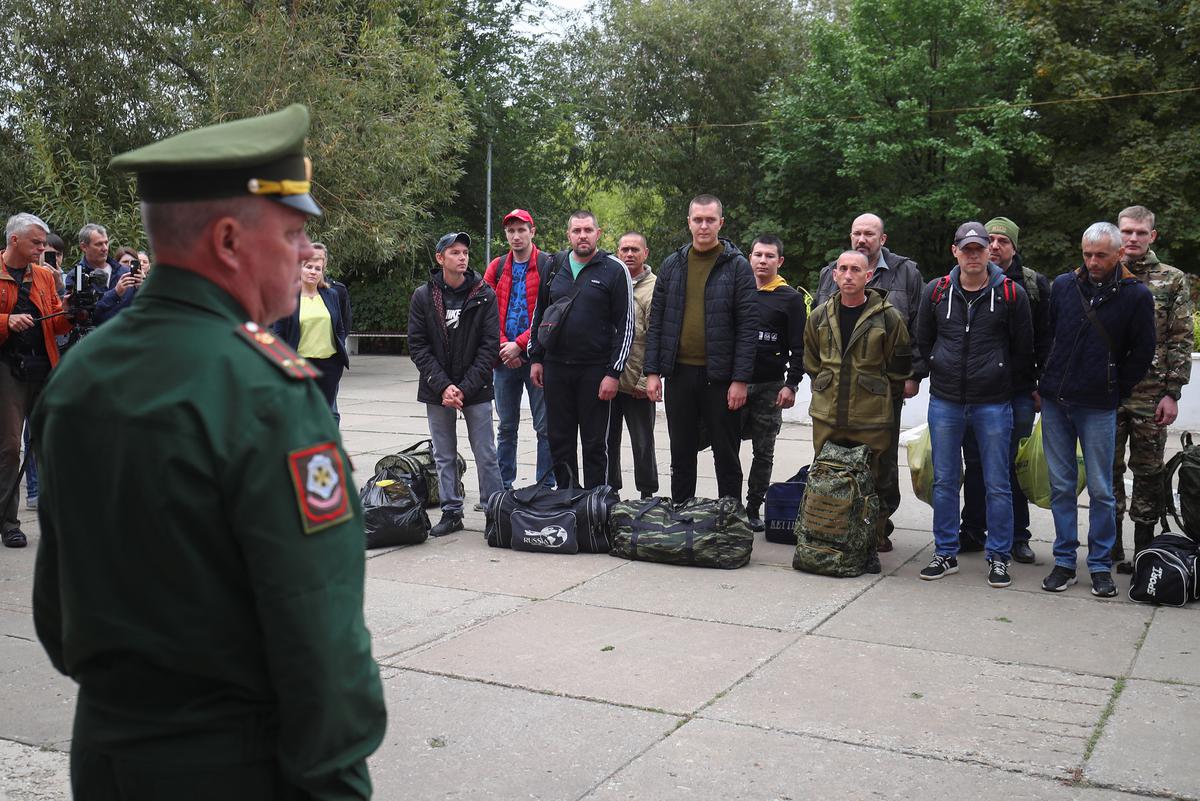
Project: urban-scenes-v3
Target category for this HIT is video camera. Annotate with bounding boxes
[61,266,109,351]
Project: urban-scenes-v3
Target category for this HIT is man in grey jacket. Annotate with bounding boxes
[815,213,924,549]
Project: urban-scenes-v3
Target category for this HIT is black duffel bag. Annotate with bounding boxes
[485,477,618,554]
[361,472,431,549]
[609,496,754,569]
[1129,533,1198,607]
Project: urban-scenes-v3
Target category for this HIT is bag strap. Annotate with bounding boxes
[930,275,952,304]
[633,496,667,521]
[1074,280,1116,356]
[1161,448,1186,534]
[545,256,587,308]
[401,439,433,455]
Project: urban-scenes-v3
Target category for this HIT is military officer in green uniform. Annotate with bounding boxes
[32,105,386,799]
[1112,204,1193,572]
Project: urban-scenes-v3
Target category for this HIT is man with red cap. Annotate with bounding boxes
[484,209,554,489]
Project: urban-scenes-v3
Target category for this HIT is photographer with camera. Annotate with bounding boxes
[1,214,73,547]
[94,246,148,325]
[66,223,128,295]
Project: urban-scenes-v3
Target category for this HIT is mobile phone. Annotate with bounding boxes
[45,251,58,268]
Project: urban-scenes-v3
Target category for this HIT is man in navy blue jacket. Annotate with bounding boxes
[1038,222,1155,599]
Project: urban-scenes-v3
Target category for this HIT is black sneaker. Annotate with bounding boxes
[1041,565,1077,592]
[862,553,882,574]
[746,505,765,533]
[430,512,464,538]
[1090,571,1117,598]
[2,529,27,548]
[919,554,958,580]
[987,559,1012,588]
[958,528,986,553]
[1012,541,1036,564]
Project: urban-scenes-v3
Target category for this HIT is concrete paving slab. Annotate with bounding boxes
[0,606,38,640]
[1132,607,1200,685]
[1087,679,1200,798]
[0,573,34,612]
[397,600,795,714]
[363,577,528,660]
[814,576,1151,677]
[369,670,678,801]
[583,718,1140,801]
[703,635,1111,777]
[558,561,871,632]
[0,738,70,800]
[365,534,625,599]
[0,640,76,747]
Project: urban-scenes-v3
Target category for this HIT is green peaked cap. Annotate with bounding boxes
[109,104,320,216]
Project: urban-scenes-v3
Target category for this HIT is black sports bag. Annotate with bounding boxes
[1129,533,1198,607]
[485,479,618,554]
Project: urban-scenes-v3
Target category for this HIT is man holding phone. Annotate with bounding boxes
[95,251,150,325]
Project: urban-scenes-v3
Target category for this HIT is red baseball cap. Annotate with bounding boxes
[502,209,534,227]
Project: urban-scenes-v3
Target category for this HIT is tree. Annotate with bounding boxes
[1009,0,1200,272]
[758,0,1044,287]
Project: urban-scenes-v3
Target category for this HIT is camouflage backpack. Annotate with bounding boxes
[374,439,466,508]
[792,441,878,578]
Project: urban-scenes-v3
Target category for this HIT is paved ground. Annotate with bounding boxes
[2,355,1198,800]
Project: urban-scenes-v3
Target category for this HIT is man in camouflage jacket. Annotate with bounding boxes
[1113,205,1193,571]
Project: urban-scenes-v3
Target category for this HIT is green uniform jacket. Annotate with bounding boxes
[804,288,911,430]
[32,266,385,799]
[1123,251,1193,416]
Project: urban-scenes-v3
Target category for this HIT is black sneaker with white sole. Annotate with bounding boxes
[919,554,958,580]
[1041,565,1077,592]
[1090,571,1117,598]
[986,559,1011,588]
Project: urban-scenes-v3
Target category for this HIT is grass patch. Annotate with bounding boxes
[601,645,614,652]
[993,616,1013,623]
[1084,677,1126,761]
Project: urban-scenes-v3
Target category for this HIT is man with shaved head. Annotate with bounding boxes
[815,214,924,550]
[805,250,912,572]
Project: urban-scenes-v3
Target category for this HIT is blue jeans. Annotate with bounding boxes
[960,393,1035,543]
[493,362,551,489]
[23,420,37,497]
[928,396,1014,562]
[1041,398,1117,573]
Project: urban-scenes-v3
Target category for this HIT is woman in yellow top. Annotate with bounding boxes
[272,254,350,420]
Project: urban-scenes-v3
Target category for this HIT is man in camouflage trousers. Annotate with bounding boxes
[1113,205,1193,572]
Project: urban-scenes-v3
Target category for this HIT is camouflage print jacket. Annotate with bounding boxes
[1123,251,1193,416]
[804,288,912,430]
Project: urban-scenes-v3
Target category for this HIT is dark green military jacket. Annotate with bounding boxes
[32,266,385,799]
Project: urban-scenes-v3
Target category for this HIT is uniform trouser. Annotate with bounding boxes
[664,364,743,503]
[881,396,903,523]
[960,393,1036,544]
[606,392,658,495]
[426,401,503,514]
[543,362,612,489]
[1113,405,1167,530]
[0,367,42,532]
[812,420,892,545]
[72,747,304,801]
[744,380,784,509]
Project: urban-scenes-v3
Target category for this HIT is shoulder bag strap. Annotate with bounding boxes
[1074,280,1116,356]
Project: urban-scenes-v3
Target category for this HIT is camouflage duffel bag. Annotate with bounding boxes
[792,441,878,578]
[609,496,753,569]
[375,439,466,508]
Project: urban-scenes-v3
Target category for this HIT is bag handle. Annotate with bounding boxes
[401,439,433,455]
[511,464,576,503]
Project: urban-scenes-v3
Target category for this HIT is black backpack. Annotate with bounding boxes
[1128,534,1198,607]
[1160,433,1200,540]
[485,477,618,554]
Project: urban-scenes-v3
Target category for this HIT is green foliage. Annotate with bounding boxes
[758,0,1044,288]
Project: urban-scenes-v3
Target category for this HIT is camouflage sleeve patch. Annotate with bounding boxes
[288,442,354,534]
[235,322,321,380]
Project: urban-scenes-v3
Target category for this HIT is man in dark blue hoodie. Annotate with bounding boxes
[912,222,1034,589]
[1037,222,1155,599]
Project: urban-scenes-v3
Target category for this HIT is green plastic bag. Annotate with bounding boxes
[908,427,935,506]
[1015,418,1086,509]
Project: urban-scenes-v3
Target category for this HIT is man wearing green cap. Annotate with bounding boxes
[32,105,386,799]
[956,216,1051,565]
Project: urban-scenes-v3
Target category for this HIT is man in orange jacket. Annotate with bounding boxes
[1,213,73,547]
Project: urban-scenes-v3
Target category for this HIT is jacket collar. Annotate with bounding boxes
[137,265,249,323]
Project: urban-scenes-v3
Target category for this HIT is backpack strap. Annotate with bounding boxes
[1002,277,1016,304]
[930,275,952,304]
[1160,432,1194,534]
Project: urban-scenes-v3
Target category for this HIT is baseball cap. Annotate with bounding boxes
[435,232,471,253]
[953,221,989,248]
[502,209,534,227]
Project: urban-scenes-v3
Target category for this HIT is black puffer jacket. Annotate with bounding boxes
[912,263,1034,404]
[643,238,758,382]
[407,267,499,406]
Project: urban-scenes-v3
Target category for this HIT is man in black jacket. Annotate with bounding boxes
[408,232,503,536]
[743,234,806,530]
[957,217,1051,563]
[529,211,633,490]
[644,194,758,503]
[911,222,1034,589]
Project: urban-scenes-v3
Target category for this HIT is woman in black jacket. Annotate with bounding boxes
[273,256,349,418]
